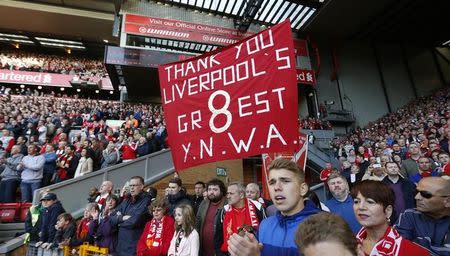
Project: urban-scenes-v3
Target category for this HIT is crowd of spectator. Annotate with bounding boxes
[0,93,168,203]
[26,157,449,256]
[314,86,450,255]
[300,117,332,130]
[0,50,107,80]
[330,86,450,177]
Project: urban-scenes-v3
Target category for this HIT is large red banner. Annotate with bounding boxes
[159,20,299,170]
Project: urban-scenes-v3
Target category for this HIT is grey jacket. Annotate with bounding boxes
[20,154,45,182]
[0,154,24,180]
[101,149,119,169]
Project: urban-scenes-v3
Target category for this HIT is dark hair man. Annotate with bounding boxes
[382,162,416,221]
[196,178,226,256]
[190,181,206,214]
[166,177,191,215]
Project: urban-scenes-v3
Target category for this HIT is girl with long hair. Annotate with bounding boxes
[168,204,199,256]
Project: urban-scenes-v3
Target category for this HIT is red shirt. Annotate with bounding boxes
[121,143,137,160]
[320,169,333,182]
[202,202,220,256]
[443,163,450,176]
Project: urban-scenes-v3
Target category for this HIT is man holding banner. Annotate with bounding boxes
[159,19,309,256]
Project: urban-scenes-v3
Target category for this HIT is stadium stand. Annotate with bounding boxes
[0,0,450,255]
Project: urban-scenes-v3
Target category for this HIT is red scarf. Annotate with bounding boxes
[145,216,165,249]
[220,199,260,252]
[443,163,450,176]
[76,218,90,240]
[57,153,73,180]
[356,226,402,255]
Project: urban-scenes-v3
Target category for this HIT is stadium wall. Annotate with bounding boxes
[435,47,450,84]
[150,159,243,195]
[315,41,448,127]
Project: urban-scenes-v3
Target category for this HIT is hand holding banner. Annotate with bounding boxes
[158,20,299,170]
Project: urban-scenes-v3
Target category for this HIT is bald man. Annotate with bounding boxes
[245,183,272,208]
[95,180,113,210]
[394,177,450,255]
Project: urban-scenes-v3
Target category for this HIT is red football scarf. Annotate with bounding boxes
[356,226,402,255]
[76,218,90,240]
[221,199,259,252]
[145,216,165,249]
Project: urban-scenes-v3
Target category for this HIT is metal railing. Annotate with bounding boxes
[32,149,175,218]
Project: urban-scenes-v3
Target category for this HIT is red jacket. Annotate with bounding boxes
[320,169,333,182]
[136,215,175,256]
[121,143,137,160]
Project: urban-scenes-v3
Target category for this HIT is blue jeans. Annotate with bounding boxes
[20,181,41,202]
[0,179,19,203]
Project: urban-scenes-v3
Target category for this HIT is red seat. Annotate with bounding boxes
[19,203,32,222]
[0,203,20,222]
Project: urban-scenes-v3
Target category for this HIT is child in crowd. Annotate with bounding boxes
[89,195,119,254]
[168,204,199,256]
[69,203,98,247]
[41,213,76,249]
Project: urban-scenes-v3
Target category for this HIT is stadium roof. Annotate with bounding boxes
[0,0,448,50]
[154,0,323,32]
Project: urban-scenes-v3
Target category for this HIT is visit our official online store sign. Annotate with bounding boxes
[158,20,299,170]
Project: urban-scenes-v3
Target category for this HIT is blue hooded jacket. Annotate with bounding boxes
[258,201,321,256]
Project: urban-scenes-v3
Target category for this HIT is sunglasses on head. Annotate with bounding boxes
[416,189,450,199]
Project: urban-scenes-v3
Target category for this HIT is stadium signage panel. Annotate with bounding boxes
[124,14,252,46]
[0,69,72,87]
[0,69,113,89]
[296,69,316,84]
[159,20,299,170]
[104,46,194,68]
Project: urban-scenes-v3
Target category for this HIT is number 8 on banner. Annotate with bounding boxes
[208,90,232,133]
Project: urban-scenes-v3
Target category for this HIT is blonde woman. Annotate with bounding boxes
[168,204,199,256]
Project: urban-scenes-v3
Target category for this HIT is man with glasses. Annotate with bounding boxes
[395,177,450,255]
[110,176,151,256]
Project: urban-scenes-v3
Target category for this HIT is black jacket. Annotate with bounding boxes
[167,190,192,215]
[382,176,416,221]
[52,222,76,248]
[189,194,204,215]
[40,201,65,243]
[109,191,151,256]
[24,205,43,242]
[196,198,225,256]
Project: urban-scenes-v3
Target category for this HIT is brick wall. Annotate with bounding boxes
[149,159,243,196]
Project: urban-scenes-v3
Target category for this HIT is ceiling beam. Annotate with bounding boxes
[0,0,113,20]
[286,0,322,9]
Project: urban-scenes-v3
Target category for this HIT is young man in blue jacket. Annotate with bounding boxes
[227,158,320,256]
